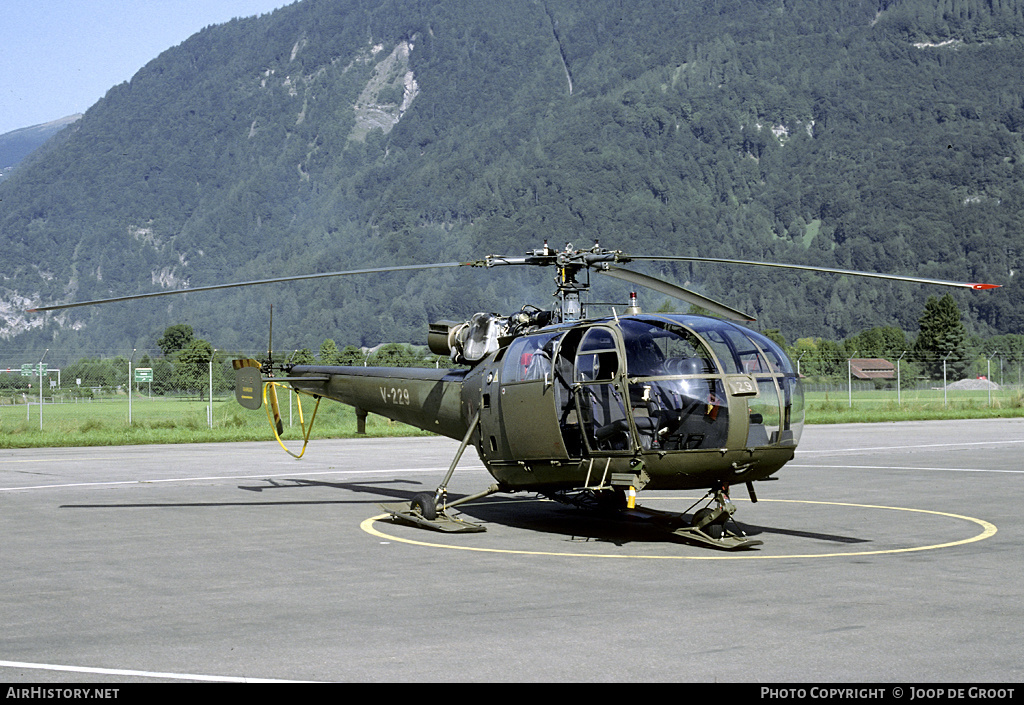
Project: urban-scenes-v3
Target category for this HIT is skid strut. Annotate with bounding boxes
[380,411,496,532]
[668,484,762,550]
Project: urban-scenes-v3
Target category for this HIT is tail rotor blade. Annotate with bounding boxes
[267,382,285,436]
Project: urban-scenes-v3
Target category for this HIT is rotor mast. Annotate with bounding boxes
[476,241,624,323]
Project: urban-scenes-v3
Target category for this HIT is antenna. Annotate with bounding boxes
[267,304,274,369]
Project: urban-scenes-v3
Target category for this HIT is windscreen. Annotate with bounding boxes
[684,316,804,447]
[621,319,728,450]
[622,316,803,449]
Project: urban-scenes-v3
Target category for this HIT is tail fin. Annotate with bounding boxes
[233,359,263,410]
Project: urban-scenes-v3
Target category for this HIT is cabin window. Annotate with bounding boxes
[501,333,562,383]
[575,327,619,383]
[620,319,717,377]
[573,328,632,452]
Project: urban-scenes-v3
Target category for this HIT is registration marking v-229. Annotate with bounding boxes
[380,386,411,405]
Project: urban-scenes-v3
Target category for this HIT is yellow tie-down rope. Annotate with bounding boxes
[263,381,322,459]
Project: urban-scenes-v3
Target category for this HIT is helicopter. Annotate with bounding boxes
[28,242,1001,549]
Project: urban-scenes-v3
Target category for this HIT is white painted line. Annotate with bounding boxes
[0,467,453,493]
[798,439,1024,455]
[790,464,1024,474]
[0,457,127,465]
[0,659,317,683]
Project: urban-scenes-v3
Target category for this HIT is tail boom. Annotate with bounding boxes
[283,365,470,440]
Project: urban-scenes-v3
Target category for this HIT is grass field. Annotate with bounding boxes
[1,386,1022,449]
[0,394,430,449]
[804,387,1024,423]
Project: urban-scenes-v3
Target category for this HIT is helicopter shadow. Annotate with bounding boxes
[738,524,870,544]
[60,477,428,511]
[447,497,872,549]
[237,477,426,506]
[251,479,872,549]
[241,479,667,547]
[446,497,676,547]
[61,477,869,549]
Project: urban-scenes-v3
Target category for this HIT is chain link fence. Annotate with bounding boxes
[798,352,1024,410]
[0,345,448,440]
[2,348,1023,438]
[1,356,224,433]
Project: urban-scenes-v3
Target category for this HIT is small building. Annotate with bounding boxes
[849,358,896,380]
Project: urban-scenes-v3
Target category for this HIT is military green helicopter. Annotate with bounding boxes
[29,242,1000,549]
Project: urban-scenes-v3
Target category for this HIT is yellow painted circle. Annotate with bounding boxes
[360,498,997,560]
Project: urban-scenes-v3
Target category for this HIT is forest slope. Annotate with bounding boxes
[1,0,1023,362]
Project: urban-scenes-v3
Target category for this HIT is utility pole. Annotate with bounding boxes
[848,351,858,408]
[208,350,215,429]
[943,351,953,406]
[897,351,906,406]
[37,349,48,430]
[128,349,136,425]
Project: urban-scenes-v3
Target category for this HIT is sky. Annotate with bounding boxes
[0,0,297,135]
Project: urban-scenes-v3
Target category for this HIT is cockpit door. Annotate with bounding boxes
[499,333,571,461]
[573,327,634,454]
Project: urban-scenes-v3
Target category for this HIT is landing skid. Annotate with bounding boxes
[378,500,486,533]
[378,481,501,534]
[550,485,763,551]
[657,485,763,550]
[670,525,762,550]
[617,504,763,550]
[379,486,761,549]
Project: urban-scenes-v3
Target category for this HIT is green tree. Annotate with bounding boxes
[337,345,365,366]
[366,343,438,367]
[65,357,120,391]
[913,294,968,380]
[790,338,820,376]
[319,339,342,364]
[845,326,909,359]
[172,338,213,398]
[157,324,195,357]
[816,339,847,378]
[288,348,316,364]
[763,329,788,350]
[151,357,174,394]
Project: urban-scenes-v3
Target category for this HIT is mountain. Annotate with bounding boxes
[2,0,1024,364]
[0,115,82,182]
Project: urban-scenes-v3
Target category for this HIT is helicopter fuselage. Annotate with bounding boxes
[286,313,804,494]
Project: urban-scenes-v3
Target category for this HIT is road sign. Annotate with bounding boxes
[20,364,32,377]
[134,368,154,383]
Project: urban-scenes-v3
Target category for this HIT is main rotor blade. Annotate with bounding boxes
[598,265,756,322]
[26,262,468,312]
[622,255,1002,291]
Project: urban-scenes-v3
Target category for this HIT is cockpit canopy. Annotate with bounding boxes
[620,316,793,378]
[499,314,803,456]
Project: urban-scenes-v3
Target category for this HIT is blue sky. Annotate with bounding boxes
[0,0,296,135]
